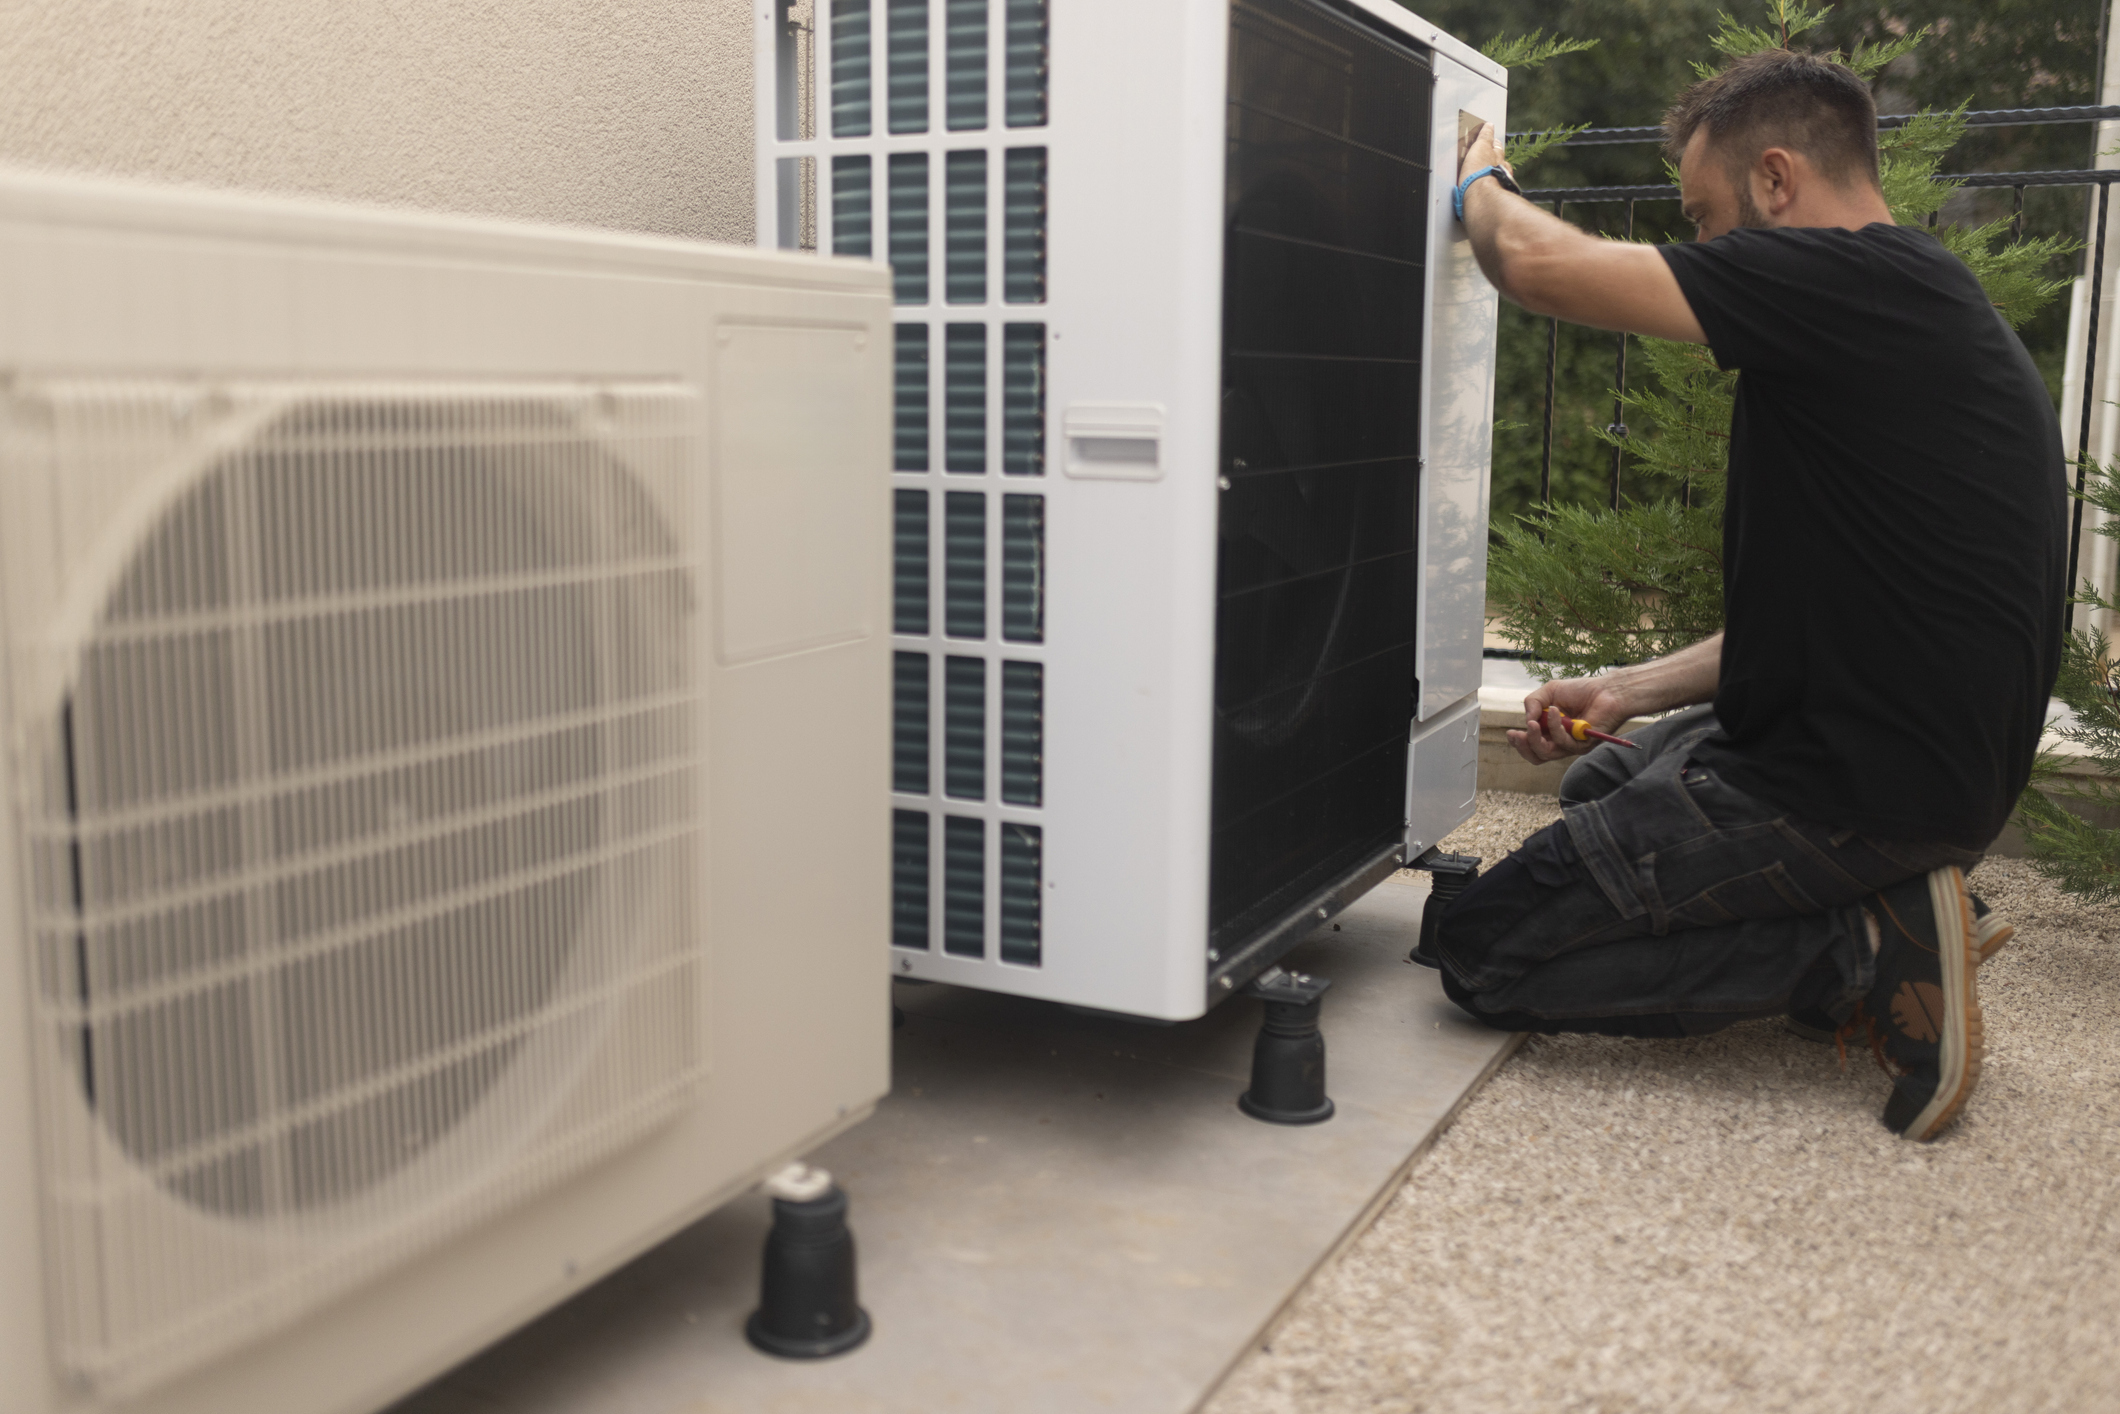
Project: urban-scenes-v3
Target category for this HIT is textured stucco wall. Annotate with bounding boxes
[0,0,753,244]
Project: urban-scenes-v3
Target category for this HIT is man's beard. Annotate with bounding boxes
[1734,182,1771,230]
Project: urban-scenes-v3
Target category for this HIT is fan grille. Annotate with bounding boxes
[3,379,704,1396]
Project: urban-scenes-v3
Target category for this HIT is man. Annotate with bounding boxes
[1438,48,2066,1141]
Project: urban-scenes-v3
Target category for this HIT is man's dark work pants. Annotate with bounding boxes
[1432,705,1983,1037]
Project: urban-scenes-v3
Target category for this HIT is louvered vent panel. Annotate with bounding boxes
[1002,324,1045,474]
[943,491,986,638]
[999,823,1041,964]
[894,324,930,469]
[893,488,930,632]
[892,809,930,949]
[944,655,986,799]
[945,151,989,303]
[1000,661,1042,806]
[943,815,984,955]
[887,0,929,133]
[888,153,929,303]
[1000,492,1044,642]
[858,0,1046,966]
[832,155,873,257]
[1004,0,1049,127]
[893,652,931,793]
[0,378,704,1396]
[1002,148,1047,303]
[945,0,988,130]
[944,323,987,471]
[831,0,874,136]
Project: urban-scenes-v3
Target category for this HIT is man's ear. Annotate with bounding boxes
[1756,147,1800,215]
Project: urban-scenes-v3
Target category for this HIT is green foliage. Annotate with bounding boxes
[1478,32,1600,171]
[2019,458,2120,901]
[1480,30,1602,71]
[1505,123,1594,171]
[1489,501,1727,673]
[1700,0,1833,72]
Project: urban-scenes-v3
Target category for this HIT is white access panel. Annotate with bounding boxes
[1417,52,1507,722]
[758,0,1504,1021]
[1406,692,1483,860]
[0,168,893,1414]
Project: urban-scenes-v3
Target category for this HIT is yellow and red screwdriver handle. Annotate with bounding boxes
[1545,710,1642,751]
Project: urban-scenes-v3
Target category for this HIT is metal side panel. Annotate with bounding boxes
[1406,690,1482,860]
[1414,54,1505,721]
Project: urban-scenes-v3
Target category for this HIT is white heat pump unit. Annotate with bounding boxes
[758,0,1504,1019]
[0,171,893,1414]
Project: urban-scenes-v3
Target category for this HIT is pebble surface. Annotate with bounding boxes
[1204,790,2120,1414]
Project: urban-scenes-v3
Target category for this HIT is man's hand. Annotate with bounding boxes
[1503,632,1727,766]
[1458,120,1512,190]
[1506,677,1635,765]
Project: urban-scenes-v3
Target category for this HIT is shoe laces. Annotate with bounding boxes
[1834,1002,1896,1079]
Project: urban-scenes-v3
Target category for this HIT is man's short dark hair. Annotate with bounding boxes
[1664,49,1880,191]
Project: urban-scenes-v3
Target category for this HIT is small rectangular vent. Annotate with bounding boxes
[1003,148,1048,303]
[945,655,986,799]
[893,809,931,948]
[893,487,929,633]
[894,652,930,793]
[945,323,987,472]
[832,155,872,257]
[894,323,929,469]
[1001,493,1043,642]
[1000,823,1042,964]
[944,490,986,638]
[1002,324,1045,475]
[944,815,985,955]
[946,0,989,131]
[1005,0,1050,127]
[945,151,988,303]
[887,0,929,133]
[1000,660,1042,806]
[831,0,873,137]
[888,152,929,304]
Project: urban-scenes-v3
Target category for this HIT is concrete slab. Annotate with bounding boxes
[388,878,1519,1414]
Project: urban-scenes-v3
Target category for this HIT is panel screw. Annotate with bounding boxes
[1315,907,1329,920]
[1208,949,1220,961]
[1219,977,1235,990]
[1218,477,1232,491]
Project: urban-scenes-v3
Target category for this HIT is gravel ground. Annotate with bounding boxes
[1204,791,2120,1414]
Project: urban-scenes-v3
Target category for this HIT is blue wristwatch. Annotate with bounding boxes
[1454,164,1522,222]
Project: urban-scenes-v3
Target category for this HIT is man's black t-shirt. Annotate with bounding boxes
[1659,223,2066,851]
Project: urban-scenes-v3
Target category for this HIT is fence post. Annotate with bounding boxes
[1608,200,1635,510]
[1540,200,1564,504]
[2068,179,2111,630]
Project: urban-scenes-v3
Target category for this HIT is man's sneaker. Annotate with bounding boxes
[1842,866,1985,1141]
[1782,890,2009,1043]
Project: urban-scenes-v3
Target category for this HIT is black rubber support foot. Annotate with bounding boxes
[745,1174,872,1360]
[1408,852,1482,968]
[1237,967,1335,1125]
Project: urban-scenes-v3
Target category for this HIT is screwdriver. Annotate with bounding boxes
[1544,710,1642,751]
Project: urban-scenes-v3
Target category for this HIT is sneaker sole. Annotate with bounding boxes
[1976,913,2013,964]
[1895,866,1985,1142]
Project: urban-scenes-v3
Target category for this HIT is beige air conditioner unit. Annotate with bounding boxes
[0,169,893,1414]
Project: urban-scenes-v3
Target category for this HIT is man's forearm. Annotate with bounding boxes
[1603,632,1723,718]
[1462,180,1585,310]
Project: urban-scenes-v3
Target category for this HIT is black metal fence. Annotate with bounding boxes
[1507,106,2120,621]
